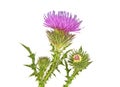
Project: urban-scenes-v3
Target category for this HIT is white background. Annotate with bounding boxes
[0,0,120,87]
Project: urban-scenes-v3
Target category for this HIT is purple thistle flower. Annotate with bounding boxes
[44,11,82,32]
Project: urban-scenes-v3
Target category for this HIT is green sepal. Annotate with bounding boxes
[46,30,74,51]
[50,43,55,52]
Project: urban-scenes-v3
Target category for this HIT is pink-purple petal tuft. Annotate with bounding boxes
[44,11,82,32]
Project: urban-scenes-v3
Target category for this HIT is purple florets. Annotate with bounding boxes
[44,11,82,32]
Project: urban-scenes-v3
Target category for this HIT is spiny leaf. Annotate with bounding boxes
[29,72,36,77]
[24,64,32,68]
[25,64,36,70]
[64,60,68,69]
[56,67,61,73]
[61,49,72,60]
[64,60,71,72]
[59,61,64,65]
[29,53,35,63]
[52,73,56,77]
[21,43,32,54]
[29,53,35,59]
[64,60,71,78]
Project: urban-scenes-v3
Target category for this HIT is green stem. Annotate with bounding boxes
[43,51,61,86]
[38,81,45,87]
[63,69,79,87]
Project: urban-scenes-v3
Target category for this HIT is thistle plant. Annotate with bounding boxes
[21,11,92,87]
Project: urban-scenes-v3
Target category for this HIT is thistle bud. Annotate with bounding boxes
[69,47,91,70]
[37,57,50,69]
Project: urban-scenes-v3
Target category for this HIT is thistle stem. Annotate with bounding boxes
[64,69,79,87]
[38,81,45,87]
[42,50,61,86]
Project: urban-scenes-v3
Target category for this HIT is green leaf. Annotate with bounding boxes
[29,53,35,63]
[29,72,36,77]
[21,43,37,78]
[29,53,35,58]
[64,60,71,78]
[21,43,36,64]
[21,43,32,54]
[24,64,32,68]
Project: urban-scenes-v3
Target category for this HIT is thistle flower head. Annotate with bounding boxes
[44,11,82,32]
[69,47,91,70]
